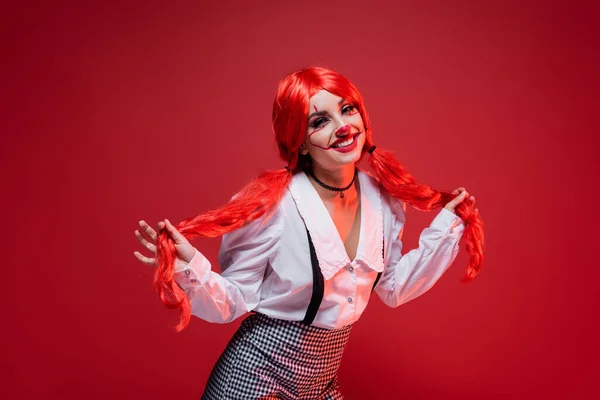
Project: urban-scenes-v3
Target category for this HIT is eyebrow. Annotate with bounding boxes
[307,98,347,121]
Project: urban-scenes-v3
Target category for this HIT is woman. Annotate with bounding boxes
[134,66,484,399]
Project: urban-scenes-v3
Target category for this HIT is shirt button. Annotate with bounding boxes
[184,270,190,275]
[347,297,353,303]
[190,279,197,283]
[348,266,354,272]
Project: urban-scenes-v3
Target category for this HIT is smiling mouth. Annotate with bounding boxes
[330,131,362,148]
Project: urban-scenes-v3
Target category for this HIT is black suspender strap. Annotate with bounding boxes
[302,228,325,326]
[371,272,381,292]
[303,231,386,325]
[371,271,383,292]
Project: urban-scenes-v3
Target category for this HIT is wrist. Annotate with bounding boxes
[443,206,457,216]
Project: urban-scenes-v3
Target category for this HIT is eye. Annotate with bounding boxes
[311,118,327,129]
[342,104,357,115]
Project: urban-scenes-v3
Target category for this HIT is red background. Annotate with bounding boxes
[3,1,599,398]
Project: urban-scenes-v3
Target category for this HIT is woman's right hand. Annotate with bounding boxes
[133,219,196,266]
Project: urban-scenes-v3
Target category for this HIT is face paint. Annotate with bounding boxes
[308,127,330,150]
[307,105,330,150]
[303,90,366,167]
[336,124,351,136]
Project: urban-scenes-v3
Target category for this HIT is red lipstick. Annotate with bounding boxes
[329,130,363,153]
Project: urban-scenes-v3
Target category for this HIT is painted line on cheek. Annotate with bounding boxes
[308,129,331,150]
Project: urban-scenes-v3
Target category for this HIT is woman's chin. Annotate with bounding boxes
[332,150,363,166]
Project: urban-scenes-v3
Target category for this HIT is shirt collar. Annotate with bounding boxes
[288,168,385,280]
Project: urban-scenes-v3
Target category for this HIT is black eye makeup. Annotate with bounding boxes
[342,104,357,114]
[308,103,358,130]
[311,118,327,129]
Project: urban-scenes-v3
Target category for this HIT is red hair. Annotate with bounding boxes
[154,66,484,331]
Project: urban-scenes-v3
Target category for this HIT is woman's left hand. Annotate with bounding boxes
[444,187,476,215]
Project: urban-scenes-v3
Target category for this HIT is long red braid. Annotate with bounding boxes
[154,66,484,331]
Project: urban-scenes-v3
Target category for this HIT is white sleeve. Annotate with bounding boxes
[173,206,283,324]
[375,199,465,308]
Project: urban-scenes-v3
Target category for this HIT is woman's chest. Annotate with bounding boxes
[323,201,361,261]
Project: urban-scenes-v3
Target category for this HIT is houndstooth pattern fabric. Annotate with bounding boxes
[201,312,353,399]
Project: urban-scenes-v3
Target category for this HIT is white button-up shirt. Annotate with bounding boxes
[173,169,465,330]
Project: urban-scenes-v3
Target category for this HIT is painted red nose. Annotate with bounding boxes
[335,125,351,136]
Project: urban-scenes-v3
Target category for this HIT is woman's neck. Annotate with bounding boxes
[311,163,356,186]
[307,163,359,204]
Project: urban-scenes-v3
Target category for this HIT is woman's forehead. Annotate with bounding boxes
[308,89,342,108]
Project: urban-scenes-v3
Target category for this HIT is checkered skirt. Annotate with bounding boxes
[201,312,353,399]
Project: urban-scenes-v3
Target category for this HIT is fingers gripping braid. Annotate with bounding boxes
[150,168,293,331]
[367,145,485,283]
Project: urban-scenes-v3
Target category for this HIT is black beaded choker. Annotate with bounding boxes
[307,168,357,198]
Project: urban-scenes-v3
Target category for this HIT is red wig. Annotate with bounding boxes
[154,66,484,331]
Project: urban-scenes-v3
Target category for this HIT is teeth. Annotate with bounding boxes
[333,137,354,148]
